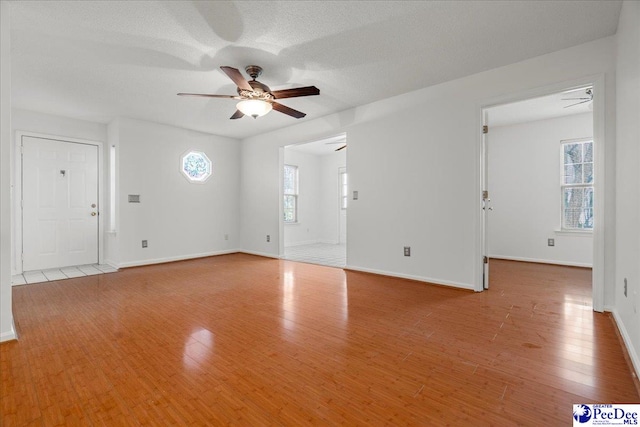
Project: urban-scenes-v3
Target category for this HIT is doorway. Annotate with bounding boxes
[21,135,100,271]
[282,134,347,268]
[480,81,603,311]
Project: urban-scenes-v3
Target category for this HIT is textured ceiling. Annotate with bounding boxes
[9,1,621,139]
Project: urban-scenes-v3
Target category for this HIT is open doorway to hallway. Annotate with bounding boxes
[483,86,595,305]
[282,134,347,268]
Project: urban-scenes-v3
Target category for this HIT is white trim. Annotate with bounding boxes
[241,250,280,259]
[476,74,606,312]
[345,265,475,291]
[0,318,17,342]
[318,239,340,245]
[489,255,592,268]
[611,309,640,384]
[278,147,285,258]
[554,230,592,237]
[284,240,320,247]
[14,131,105,275]
[117,249,240,268]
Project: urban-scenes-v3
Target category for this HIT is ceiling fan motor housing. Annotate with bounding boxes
[237,66,273,100]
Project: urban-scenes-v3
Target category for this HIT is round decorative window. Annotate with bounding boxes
[181,151,212,183]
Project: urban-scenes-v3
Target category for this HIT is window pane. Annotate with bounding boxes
[564,164,582,184]
[583,163,593,184]
[583,141,593,162]
[284,165,297,195]
[283,195,297,222]
[584,187,594,208]
[564,143,582,165]
[563,187,594,230]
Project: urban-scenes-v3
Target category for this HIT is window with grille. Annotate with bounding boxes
[283,164,298,223]
[339,167,347,210]
[561,139,593,230]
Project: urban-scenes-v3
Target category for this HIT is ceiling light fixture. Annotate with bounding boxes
[236,99,272,119]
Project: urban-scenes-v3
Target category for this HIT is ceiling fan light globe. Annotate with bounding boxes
[236,100,272,118]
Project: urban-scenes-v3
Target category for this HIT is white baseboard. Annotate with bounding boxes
[611,309,640,383]
[344,265,474,291]
[117,249,241,268]
[284,240,319,247]
[239,250,280,259]
[318,239,340,245]
[489,255,592,268]
[0,318,17,342]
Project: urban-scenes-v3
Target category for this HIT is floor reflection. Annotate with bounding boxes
[183,327,214,370]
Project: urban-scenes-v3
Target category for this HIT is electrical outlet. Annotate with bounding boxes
[547,238,555,247]
[266,235,270,242]
[624,278,628,297]
[404,246,411,257]
[142,240,148,248]
[353,190,359,200]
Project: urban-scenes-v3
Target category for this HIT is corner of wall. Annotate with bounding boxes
[0,0,15,342]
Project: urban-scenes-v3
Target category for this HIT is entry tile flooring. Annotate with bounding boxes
[12,264,118,285]
[283,243,346,268]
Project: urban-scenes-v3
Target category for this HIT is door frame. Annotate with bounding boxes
[13,131,105,275]
[475,74,606,313]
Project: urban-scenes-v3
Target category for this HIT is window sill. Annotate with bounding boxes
[554,229,593,237]
[284,222,300,226]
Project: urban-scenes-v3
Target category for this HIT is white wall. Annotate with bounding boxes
[614,0,640,377]
[112,117,241,267]
[488,113,593,267]
[283,149,321,246]
[0,1,16,342]
[319,150,346,244]
[12,109,108,143]
[241,36,616,294]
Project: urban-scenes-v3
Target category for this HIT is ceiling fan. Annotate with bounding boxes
[562,87,593,108]
[178,65,320,119]
[324,140,347,151]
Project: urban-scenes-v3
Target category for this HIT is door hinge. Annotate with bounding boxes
[483,256,488,264]
[483,125,488,134]
[482,190,489,200]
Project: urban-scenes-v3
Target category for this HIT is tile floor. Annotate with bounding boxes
[283,243,346,268]
[12,264,118,285]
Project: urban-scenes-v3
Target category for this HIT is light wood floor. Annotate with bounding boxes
[2,255,638,426]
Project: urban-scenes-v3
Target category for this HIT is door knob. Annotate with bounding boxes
[91,212,97,216]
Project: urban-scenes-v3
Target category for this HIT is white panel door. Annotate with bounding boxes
[22,136,99,271]
[338,167,347,244]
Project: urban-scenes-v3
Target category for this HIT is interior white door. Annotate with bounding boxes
[481,111,491,289]
[338,167,347,244]
[22,136,99,271]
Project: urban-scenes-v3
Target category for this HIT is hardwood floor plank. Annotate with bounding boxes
[2,255,638,426]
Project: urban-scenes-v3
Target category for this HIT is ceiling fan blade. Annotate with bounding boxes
[335,145,347,151]
[270,86,320,99]
[230,110,244,120]
[220,66,253,91]
[271,102,306,118]
[178,93,241,99]
[563,100,591,108]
